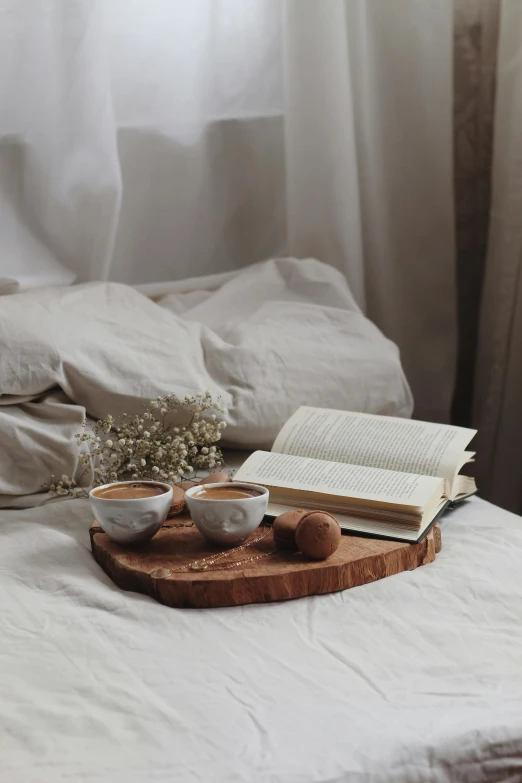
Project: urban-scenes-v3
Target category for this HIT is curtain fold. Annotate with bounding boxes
[0,0,121,287]
[473,0,522,511]
[0,0,285,288]
[284,0,457,422]
[283,1,366,308]
[452,0,499,426]
[104,0,286,285]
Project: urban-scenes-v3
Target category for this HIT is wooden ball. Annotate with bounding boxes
[272,509,308,550]
[168,485,186,517]
[199,471,230,485]
[296,511,341,560]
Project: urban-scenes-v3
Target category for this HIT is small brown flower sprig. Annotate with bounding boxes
[46,391,227,498]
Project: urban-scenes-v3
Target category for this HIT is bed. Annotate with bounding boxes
[2,495,522,782]
[1,259,521,781]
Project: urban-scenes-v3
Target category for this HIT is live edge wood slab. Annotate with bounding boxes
[90,516,441,609]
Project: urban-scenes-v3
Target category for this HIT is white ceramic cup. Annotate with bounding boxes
[89,480,173,544]
[184,482,269,546]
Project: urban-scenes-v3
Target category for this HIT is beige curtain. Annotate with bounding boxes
[453,0,499,426]
[472,0,522,512]
[453,0,522,514]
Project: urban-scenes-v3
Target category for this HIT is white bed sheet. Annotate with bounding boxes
[2,496,522,783]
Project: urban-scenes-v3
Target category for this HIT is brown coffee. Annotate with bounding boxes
[194,486,261,501]
[93,482,168,500]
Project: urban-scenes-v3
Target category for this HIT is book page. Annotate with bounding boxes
[235,451,444,510]
[272,407,476,484]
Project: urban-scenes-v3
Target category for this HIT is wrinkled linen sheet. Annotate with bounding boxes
[1,495,521,782]
[0,258,412,505]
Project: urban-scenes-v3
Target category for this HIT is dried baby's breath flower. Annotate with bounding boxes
[44,392,227,498]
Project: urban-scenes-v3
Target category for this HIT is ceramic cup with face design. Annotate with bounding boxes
[184,482,269,546]
[89,480,173,544]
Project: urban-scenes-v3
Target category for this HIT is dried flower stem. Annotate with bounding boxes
[43,392,227,498]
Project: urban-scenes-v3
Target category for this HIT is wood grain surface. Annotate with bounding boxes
[90,515,441,609]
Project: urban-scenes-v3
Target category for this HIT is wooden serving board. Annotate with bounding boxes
[90,514,441,608]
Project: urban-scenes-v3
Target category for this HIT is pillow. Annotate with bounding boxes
[0,258,412,500]
[157,257,413,446]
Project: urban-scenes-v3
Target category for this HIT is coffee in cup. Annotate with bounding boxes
[192,486,262,501]
[92,482,168,500]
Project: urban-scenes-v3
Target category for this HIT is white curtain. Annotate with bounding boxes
[473,0,522,511]
[0,0,284,288]
[0,1,119,286]
[0,0,456,423]
[284,0,456,423]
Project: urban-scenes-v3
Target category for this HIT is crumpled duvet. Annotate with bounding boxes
[0,257,412,505]
[1,495,521,782]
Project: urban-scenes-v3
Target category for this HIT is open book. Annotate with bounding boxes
[234,407,477,542]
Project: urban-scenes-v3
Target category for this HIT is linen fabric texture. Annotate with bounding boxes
[1,495,521,781]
